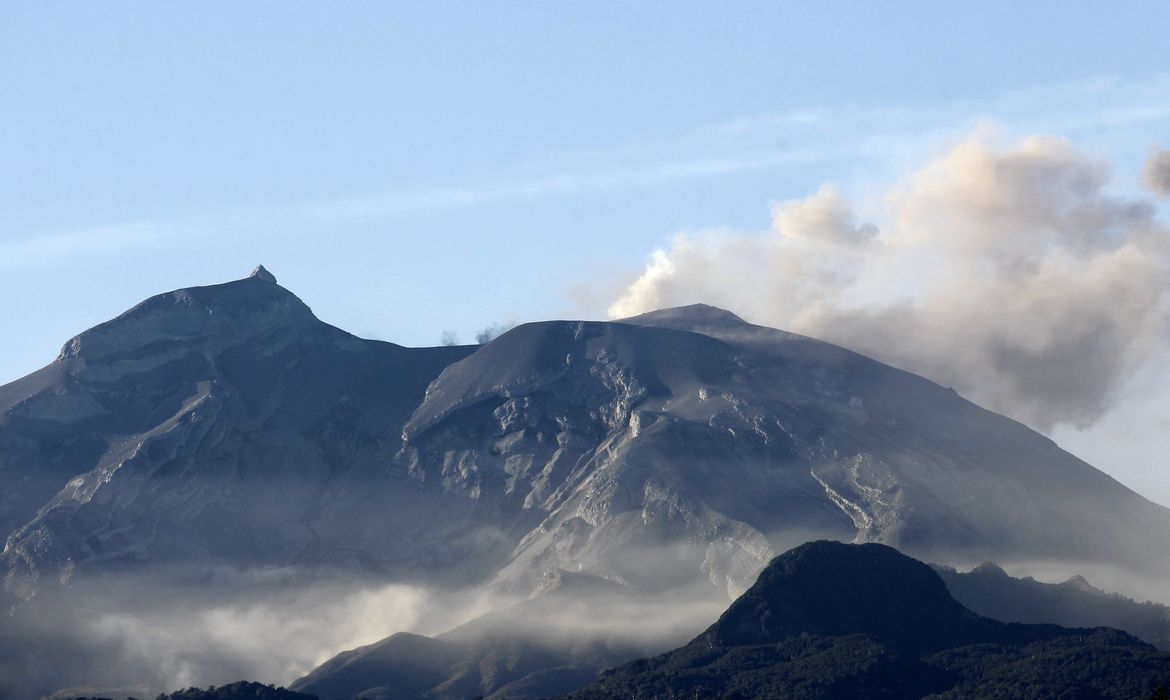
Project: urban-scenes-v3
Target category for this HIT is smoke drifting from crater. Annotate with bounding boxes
[611,133,1170,431]
[1143,145,1170,198]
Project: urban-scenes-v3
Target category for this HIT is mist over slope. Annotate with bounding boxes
[288,574,709,700]
[2,268,1169,695]
[936,561,1170,650]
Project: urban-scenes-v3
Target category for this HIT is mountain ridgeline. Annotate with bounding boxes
[3,268,1170,697]
[4,267,1168,602]
[936,562,1170,651]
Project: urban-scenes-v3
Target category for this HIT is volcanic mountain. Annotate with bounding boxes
[3,267,1170,606]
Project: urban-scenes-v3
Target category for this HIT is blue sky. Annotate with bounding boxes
[3,2,1170,502]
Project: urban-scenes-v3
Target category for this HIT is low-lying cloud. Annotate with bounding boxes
[0,570,444,697]
[88,582,430,689]
[610,132,1170,431]
[0,559,732,698]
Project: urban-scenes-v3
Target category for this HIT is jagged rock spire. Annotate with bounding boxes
[250,265,277,284]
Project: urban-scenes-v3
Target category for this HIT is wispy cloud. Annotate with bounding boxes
[4,74,1170,269]
[299,143,864,224]
[0,221,174,269]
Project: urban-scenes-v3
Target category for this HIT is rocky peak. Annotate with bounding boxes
[1061,574,1101,593]
[250,264,278,284]
[970,562,1011,578]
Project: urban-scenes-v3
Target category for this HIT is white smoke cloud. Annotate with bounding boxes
[1143,146,1170,198]
[610,132,1170,431]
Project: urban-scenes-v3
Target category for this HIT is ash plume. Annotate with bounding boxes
[475,323,506,344]
[610,132,1170,431]
[1143,145,1170,198]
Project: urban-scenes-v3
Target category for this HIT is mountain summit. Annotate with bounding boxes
[703,541,1029,653]
[1,269,474,601]
[53,269,321,364]
[250,264,278,283]
[620,303,750,330]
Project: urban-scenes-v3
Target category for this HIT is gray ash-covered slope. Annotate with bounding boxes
[0,267,476,599]
[571,541,1170,700]
[2,270,1170,604]
[402,302,1170,596]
